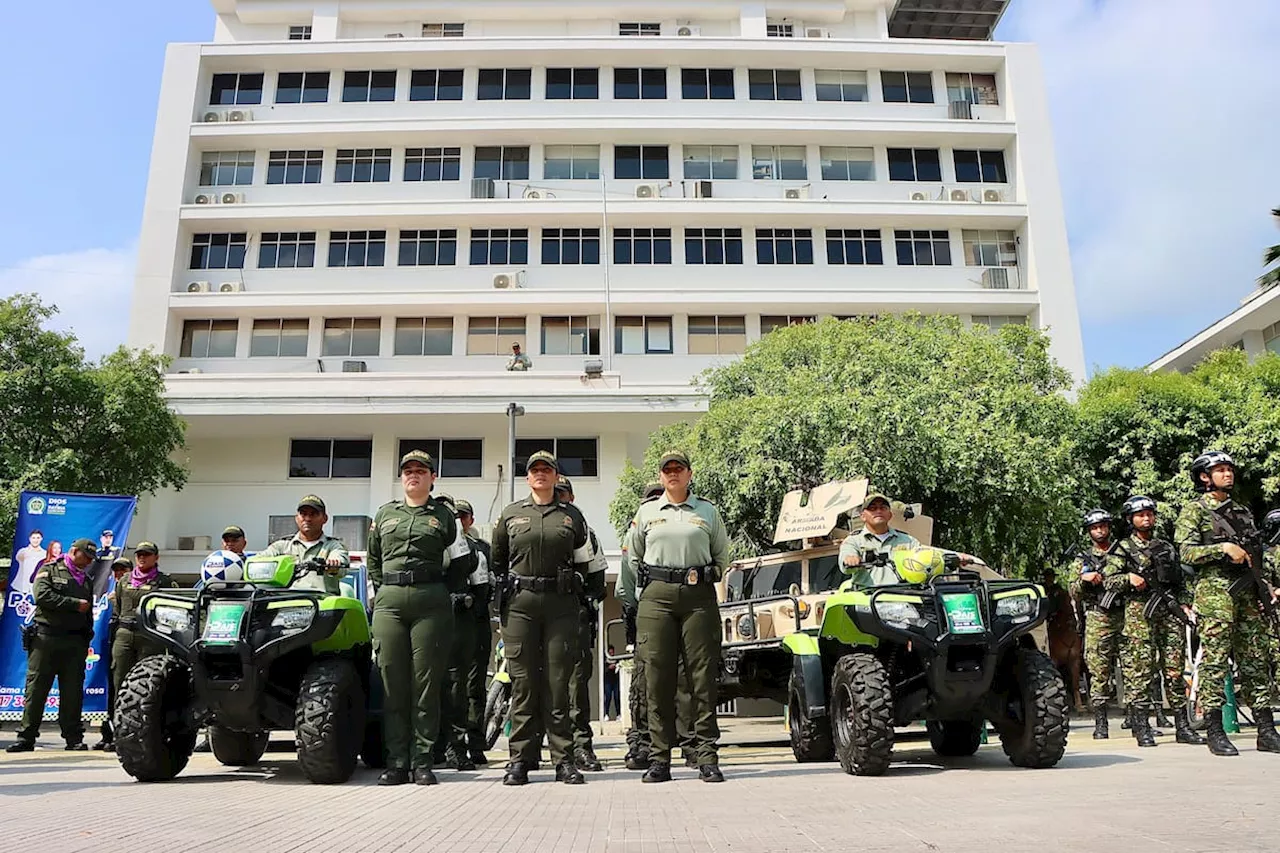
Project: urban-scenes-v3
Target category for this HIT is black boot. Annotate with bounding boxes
[445,747,475,771]
[503,761,530,786]
[1255,708,1280,753]
[5,740,35,754]
[378,768,412,786]
[1155,706,1173,728]
[1092,705,1109,739]
[624,748,648,771]
[642,761,672,783]
[575,747,603,772]
[555,761,586,785]
[1131,708,1157,748]
[1175,706,1206,745]
[1205,709,1239,756]
[698,764,725,783]
[414,767,440,785]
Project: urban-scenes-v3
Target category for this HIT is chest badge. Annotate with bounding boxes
[563,517,575,528]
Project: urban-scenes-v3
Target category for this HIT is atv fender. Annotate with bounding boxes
[784,634,827,719]
[312,596,372,654]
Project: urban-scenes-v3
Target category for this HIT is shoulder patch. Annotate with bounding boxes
[34,572,49,581]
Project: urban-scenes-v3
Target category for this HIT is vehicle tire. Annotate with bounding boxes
[295,657,366,784]
[115,655,198,782]
[483,679,511,751]
[997,648,1069,769]
[361,717,385,769]
[209,726,269,766]
[830,652,894,777]
[927,720,983,757]
[788,677,834,762]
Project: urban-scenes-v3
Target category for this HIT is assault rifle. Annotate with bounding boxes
[1120,538,1193,627]
[1210,502,1280,633]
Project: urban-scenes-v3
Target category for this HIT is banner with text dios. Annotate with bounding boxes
[1,491,137,720]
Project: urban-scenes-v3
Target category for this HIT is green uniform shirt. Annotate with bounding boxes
[32,558,94,634]
[838,527,921,587]
[366,499,465,592]
[258,533,350,595]
[1266,544,1280,587]
[1066,545,1113,606]
[113,570,178,623]
[1175,494,1250,577]
[491,497,592,579]
[625,494,729,579]
[1103,535,1188,605]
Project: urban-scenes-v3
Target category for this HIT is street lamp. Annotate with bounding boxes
[507,402,525,502]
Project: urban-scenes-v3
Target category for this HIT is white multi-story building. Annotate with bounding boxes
[1148,283,1280,373]
[128,0,1084,576]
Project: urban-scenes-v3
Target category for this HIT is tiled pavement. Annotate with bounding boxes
[0,718,1274,853]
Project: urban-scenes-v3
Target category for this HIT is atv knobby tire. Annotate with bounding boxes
[831,652,894,776]
[927,720,983,757]
[789,676,834,762]
[295,658,365,784]
[998,648,1069,768]
[115,655,198,782]
[209,726,269,766]
[483,679,510,750]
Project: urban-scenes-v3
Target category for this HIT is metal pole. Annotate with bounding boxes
[600,173,613,370]
[507,402,518,503]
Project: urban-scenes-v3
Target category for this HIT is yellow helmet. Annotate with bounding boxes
[891,547,947,585]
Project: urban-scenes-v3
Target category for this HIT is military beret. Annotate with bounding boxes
[399,450,437,472]
[526,450,559,472]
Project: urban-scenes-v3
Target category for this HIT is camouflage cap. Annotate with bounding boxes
[399,449,437,472]
[111,556,134,570]
[297,495,326,512]
[454,499,474,516]
[134,541,160,555]
[526,450,559,472]
[70,537,99,555]
[643,482,664,500]
[554,475,574,495]
[658,450,691,470]
[860,492,892,511]
[221,525,246,539]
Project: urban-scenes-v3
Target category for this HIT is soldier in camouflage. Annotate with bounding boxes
[1068,508,1122,739]
[1175,450,1280,757]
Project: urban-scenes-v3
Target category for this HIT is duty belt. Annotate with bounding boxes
[383,568,444,586]
[644,564,714,585]
[512,575,563,593]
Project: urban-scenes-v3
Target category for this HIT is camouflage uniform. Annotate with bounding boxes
[1068,546,1122,709]
[1107,535,1189,710]
[1175,495,1276,712]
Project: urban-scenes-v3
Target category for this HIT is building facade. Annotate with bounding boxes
[128,0,1084,576]
[1148,284,1280,373]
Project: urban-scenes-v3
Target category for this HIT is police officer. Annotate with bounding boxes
[7,538,98,752]
[257,496,349,592]
[554,475,608,772]
[1067,508,1122,739]
[367,451,470,785]
[431,493,481,772]
[1176,451,1280,756]
[456,499,494,766]
[94,556,134,751]
[1106,497,1203,747]
[628,451,730,783]
[108,542,178,737]
[838,492,922,584]
[492,450,593,786]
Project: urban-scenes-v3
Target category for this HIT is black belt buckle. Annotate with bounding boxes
[686,568,701,585]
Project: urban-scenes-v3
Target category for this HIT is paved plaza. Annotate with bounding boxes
[0,716,1271,853]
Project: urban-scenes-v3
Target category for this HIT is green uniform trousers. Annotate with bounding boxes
[18,632,89,743]
[1153,613,1190,712]
[1194,574,1277,712]
[466,612,492,748]
[439,601,478,754]
[373,582,454,770]
[1120,600,1160,708]
[637,580,721,765]
[111,627,165,701]
[626,653,695,758]
[1084,607,1122,708]
[568,606,597,753]
[502,588,579,765]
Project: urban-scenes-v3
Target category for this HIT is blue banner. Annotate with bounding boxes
[1,491,137,721]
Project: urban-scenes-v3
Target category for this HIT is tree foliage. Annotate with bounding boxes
[0,294,189,551]
[1260,206,1280,290]
[610,315,1085,578]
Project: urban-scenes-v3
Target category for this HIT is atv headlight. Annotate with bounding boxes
[736,613,757,640]
[874,601,926,629]
[154,605,192,633]
[995,595,1036,622]
[270,606,315,631]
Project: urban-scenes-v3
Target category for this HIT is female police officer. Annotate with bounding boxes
[491,450,594,786]
[367,449,470,786]
[627,451,729,783]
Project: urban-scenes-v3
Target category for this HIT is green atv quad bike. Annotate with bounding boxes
[114,555,378,784]
[787,547,1068,775]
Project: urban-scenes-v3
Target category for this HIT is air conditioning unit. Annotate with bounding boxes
[194,193,216,205]
[983,188,1005,203]
[785,186,810,200]
[220,192,244,204]
[948,100,973,120]
[982,267,1011,290]
[202,111,221,123]
[177,535,213,552]
[342,360,368,373]
[805,27,830,38]
[635,184,661,199]
[693,180,713,199]
[217,282,243,293]
[949,188,971,202]
[523,187,546,200]
[186,281,211,293]
[226,109,252,122]
[492,271,524,289]
[909,190,932,201]
[676,25,700,36]
[471,177,495,199]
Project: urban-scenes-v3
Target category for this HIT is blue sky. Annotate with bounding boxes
[1,0,1278,370]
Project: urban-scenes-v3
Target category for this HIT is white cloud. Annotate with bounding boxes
[0,244,137,360]
[1002,0,1280,364]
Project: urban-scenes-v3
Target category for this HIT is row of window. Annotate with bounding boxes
[200,145,1007,186]
[209,68,998,107]
[289,436,598,479]
[179,307,1025,360]
[283,21,911,42]
[189,228,1017,270]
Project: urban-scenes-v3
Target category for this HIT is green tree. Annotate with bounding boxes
[610,315,1086,578]
[0,294,188,551]
[1260,206,1280,290]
